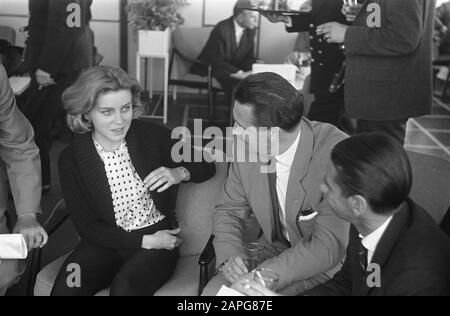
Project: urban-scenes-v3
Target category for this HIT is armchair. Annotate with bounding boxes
[169,27,223,121]
[32,162,229,296]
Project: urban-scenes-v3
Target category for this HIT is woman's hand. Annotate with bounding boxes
[142,228,182,250]
[144,167,190,193]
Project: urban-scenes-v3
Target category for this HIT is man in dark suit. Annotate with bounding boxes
[263,0,349,128]
[191,0,258,107]
[21,0,93,192]
[234,134,450,296]
[317,0,436,144]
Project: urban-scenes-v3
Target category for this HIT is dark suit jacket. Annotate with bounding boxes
[25,0,93,76]
[306,200,450,296]
[344,0,435,121]
[58,120,216,249]
[192,17,256,77]
[287,0,348,95]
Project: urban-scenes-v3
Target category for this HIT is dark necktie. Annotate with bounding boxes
[358,237,369,273]
[267,172,290,247]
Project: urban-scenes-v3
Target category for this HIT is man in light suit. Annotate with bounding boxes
[0,64,48,296]
[235,134,450,296]
[201,73,350,296]
[316,0,436,144]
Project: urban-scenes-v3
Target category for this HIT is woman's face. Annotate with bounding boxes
[88,89,133,151]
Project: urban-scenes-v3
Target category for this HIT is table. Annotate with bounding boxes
[9,76,31,96]
[230,69,308,91]
[136,51,170,125]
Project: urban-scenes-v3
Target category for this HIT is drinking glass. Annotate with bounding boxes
[254,268,280,291]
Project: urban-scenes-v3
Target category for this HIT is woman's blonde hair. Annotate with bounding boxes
[63,66,146,134]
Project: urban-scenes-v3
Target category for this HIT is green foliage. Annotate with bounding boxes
[127,0,189,31]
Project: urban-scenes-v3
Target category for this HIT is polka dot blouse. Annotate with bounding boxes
[93,139,165,232]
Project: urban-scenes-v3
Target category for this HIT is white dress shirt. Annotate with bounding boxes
[274,128,302,242]
[360,216,394,264]
[233,18,245,47]
[94,139,165,232]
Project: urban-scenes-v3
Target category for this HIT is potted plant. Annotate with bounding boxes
[127,0,188,56]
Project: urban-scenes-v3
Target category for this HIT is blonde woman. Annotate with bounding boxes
[52,66,215,296]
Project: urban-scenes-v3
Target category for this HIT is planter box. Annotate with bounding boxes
[138,29,171,57]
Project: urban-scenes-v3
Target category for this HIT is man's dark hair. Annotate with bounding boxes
[331,133,412,215]
[234,72,303,131]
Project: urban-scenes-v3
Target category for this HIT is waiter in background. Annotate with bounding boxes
[264,0,350,130]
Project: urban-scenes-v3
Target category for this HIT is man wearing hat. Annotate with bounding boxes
[192,0,259,108]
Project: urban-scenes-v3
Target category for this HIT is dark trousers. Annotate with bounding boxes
[308,89,345,127]
[51,219,179,296]
[20,71,80,186]
[357,119,408,145]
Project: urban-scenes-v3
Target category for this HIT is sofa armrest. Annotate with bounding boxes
[198,234,216,296]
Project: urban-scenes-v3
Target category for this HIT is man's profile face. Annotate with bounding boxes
[240,10,259,29]
[321,163,352,221]
[233,101,277,159]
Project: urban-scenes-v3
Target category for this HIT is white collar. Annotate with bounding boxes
[275,127,301,167]
[233,18,245,35]
[93,138,126,155]
[360,216,394,254]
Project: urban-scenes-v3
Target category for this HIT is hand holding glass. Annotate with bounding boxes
[254,268,279,291]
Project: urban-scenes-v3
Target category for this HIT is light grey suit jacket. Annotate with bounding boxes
[0,64,41,218]
[213,119,350,293]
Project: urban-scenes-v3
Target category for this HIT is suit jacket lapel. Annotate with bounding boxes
[358,201,410,296]
[228,18,238,58]
[285,120,313,241]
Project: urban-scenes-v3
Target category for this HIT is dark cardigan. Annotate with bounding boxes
[58,120,216,249]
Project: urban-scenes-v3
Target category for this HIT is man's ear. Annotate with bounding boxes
[349,195,368,218]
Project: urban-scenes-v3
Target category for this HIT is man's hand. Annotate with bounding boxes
[222,255,249,284]
[232,279,281,296]
[35,69,55,90]
[316,22,349,44]
[13,215,48,250]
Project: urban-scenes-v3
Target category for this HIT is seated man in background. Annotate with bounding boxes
[235,134,450,296]
[202,72,350,296]
[191,0,258,107]
[0,64,48,296]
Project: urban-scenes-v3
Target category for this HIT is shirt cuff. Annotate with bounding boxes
[285,17,293,28]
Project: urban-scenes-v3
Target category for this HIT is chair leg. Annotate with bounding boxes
[443,78,450,101]
[208,88,214,121]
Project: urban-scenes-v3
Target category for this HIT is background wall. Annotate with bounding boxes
[128,0,302,91]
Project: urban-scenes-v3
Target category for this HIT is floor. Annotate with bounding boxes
[5,86,450,296]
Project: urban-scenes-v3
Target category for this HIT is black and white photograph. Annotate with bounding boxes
[0,0,450,300]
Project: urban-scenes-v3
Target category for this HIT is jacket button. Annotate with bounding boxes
[309,24,314,28]
[310,47,314,51]
[318,50,322,54]
[319,62,324,66]
[311,58,315,63]
[310,35,314,40]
